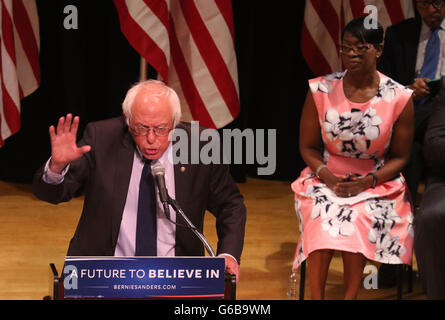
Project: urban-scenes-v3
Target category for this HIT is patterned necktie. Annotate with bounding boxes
[135,159,157,256]
[420,28,440,79]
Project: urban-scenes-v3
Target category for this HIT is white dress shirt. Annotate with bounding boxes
[114,144,176,256]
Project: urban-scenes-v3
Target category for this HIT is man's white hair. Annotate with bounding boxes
[122,79,182,128]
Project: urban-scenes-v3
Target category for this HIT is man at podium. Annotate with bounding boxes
[32,80,246,282]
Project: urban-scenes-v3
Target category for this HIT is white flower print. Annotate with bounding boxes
[310,80,333,94]
[323,71,346,81]
[366,198,400,243]
[307,185,357,238]
[354,108,383,140]
[366,198,398,220]
[295,200,304,234]
[307,185,333,220]
[294,200,306,267]
[321,206,358,237]
[337,138,370,158]
[374,233,406,264]
[323,109,354,142]
[309,71,346,94]
[370,78,405,104]
[406,212,414,238]
[294,242,306,268]
[323,107,383,159]
[366,198,406,263]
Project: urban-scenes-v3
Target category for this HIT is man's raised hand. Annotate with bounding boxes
[49,114,91,173]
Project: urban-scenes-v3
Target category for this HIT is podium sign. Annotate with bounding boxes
[63,256,225,299]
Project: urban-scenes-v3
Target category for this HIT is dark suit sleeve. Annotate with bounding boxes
[32,123,96,204]
[378,25,397,79]
[378,18,420,86]
[424,77,445,175]
[207,162,247,264]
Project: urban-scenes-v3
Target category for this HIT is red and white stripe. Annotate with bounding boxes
[114,0,240,129]
[302,0,415,77]
[0,0,39,146]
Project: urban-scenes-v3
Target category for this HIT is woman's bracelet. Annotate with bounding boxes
[366,172,378,188]
[315,164,328,178]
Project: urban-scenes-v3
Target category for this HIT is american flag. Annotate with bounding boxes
[302,0,415,76]
[113,0,240,129]
[0,0,39,147]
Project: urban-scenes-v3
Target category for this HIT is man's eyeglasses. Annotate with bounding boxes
[339,43,373,54]
[130,124,171,137]
[416,0,445,10]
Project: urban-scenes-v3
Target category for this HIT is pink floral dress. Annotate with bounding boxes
[292,71,414,270]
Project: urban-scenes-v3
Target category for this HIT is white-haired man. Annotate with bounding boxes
[33,80,246,281]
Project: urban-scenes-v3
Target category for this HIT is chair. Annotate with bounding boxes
[298,260,413,300]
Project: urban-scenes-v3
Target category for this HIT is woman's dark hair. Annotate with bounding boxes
[341,16,384,44]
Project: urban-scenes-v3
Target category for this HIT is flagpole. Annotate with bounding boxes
[139,56,147,81]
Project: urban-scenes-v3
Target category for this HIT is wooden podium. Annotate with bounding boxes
[46,262,236,300]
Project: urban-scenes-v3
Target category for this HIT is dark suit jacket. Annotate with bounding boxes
[379,17,435,142]
[424,77,445,178]
[378,17,422,86]
[33,117,246,262]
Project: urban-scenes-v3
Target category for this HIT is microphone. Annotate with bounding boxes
[152,163,171,220]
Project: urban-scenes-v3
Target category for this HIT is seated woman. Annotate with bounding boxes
[292,17,415,300]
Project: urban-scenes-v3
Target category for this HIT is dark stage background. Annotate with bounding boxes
[0,0,311,184]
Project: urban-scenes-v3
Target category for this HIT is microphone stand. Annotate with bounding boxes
[167,195,216,258]
[165,191,236,292]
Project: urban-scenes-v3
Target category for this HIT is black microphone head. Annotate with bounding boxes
[152,163,165,176]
